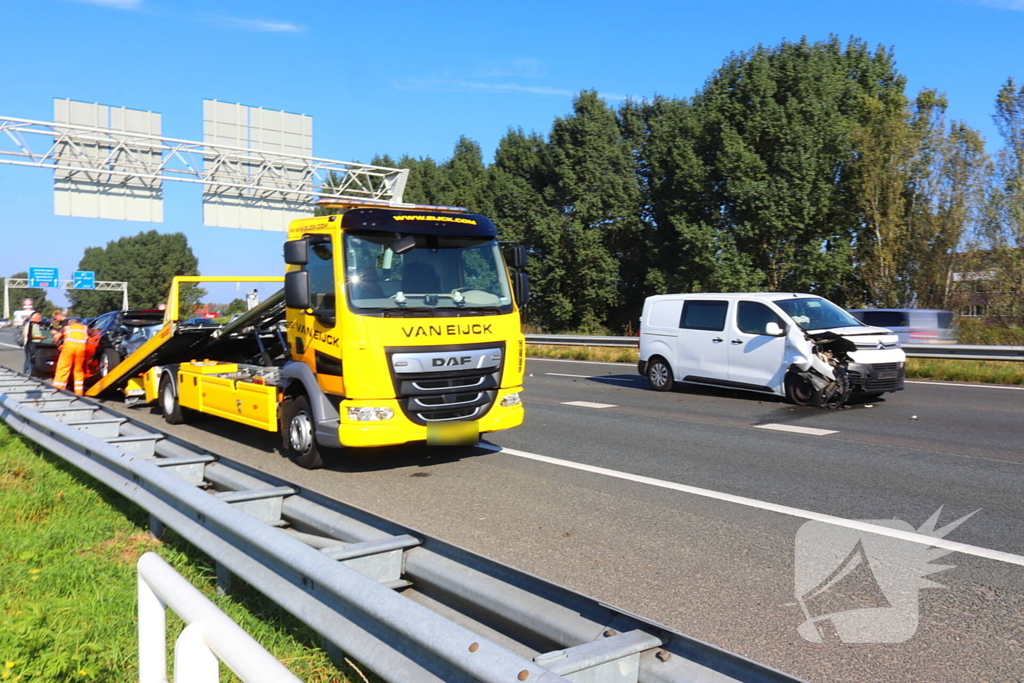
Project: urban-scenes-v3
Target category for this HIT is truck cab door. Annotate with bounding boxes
[727,300,788,392]
[285,236,342,389]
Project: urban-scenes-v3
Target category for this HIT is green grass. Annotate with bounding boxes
[527,345,1024,386]
[0,423,368,683]
[905,358,1024,385]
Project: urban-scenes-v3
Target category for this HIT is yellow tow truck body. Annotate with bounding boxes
[126,201,528,467]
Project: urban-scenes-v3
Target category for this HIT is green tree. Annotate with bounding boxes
[223,298,248,316]
[965,78,1024,341]
[2,272,58,317]
[67,231,204,318]
[851,87,988,310]
[634,37,909,303]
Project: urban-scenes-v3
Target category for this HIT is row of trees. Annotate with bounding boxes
[368,36,1023,336]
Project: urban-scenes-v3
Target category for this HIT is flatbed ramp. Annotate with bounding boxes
[86,287,286,397]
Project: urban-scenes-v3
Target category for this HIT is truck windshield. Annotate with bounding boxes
[343,230,514,315]
[773,297,862,331]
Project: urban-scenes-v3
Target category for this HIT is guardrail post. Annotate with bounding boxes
[216,561,234,596]
[150,514,165,541]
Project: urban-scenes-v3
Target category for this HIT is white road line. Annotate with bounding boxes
[0,342,22,350]
[755,423,838,436]
[561,401,617,409]
[529,357,630,367]
[483,445,1024,568]
[906,380,1024,391]
[532,359,1024,391]
[545,373,636,382]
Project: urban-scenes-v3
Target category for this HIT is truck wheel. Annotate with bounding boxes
[159,373,189,425]
[99,348,120,377]
[281,394,324,469]
[646,357,674,392]
[785,373,814,406]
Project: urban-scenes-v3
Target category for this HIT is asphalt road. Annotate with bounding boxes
[1,331,1022,683]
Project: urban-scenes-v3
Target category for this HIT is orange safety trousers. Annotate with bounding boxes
[53,324,89,395]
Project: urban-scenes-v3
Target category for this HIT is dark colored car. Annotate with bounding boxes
[88,309,166,377]
[180,317,222,328]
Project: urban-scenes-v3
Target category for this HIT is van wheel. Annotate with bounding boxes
[785,374,814,406]
[646,357,674,392]
[280,394,325,469]
[159,373,190,424]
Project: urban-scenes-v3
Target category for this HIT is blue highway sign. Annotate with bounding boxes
[72,270,96,290]
[28,267,59,288]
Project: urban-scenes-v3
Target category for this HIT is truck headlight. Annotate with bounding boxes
[500,392,522,407]
[347,407,395,421]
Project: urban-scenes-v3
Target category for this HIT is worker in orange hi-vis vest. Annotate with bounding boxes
[53,318,90,395]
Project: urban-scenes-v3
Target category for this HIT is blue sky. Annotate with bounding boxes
[1,0,1022,309]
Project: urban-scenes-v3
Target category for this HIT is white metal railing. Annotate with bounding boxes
[137,552,301,683]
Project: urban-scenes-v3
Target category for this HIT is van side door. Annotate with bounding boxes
[727,300,789,393]
[676,299,731,383]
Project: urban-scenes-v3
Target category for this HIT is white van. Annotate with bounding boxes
[638,293,906,407]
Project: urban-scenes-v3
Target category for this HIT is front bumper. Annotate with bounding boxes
[336,386,524,448]
[847,361,905,393]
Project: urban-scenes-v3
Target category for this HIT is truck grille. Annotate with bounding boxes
[386,343,504,425]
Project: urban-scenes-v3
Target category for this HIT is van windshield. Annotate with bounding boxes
[773,297,862,331]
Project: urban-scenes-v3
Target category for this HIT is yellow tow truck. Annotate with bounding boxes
[88,200,529,468]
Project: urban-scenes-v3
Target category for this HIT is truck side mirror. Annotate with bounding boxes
[765,322,785,336]
[508,245,527,270]
[285,270,311,310]
[284,239,308,265]
[513,270,530,308]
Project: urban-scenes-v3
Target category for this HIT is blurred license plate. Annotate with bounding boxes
[427,421,479,446]
[878,370,898,379]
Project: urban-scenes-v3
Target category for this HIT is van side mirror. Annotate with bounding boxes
[765,322,785,337]
[285,270,311,310]
[284,239,308,265]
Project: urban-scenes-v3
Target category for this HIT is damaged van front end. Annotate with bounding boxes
[787,326,905,408]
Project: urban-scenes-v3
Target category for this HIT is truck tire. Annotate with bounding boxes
[784,373,814,407]
[646,357,674,392]
[280,394,325,470]
[99,348,120,377]
[159,372,190,425]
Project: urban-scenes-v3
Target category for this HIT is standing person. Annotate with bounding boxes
[49,311,67,336]
[21,312,46,375]
[52,317,89,395]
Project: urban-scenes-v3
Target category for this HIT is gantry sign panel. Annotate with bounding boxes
[202,100,313,231]
[0,100,409,231]
[53,99,163,222]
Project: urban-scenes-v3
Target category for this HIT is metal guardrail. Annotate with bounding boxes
[525,335,1024,362]
[0,366,804,683]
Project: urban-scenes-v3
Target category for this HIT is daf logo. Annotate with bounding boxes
[432,356,473,367]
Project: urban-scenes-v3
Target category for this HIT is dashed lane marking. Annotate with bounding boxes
[755,423,838,436]
[561,401,617,409]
